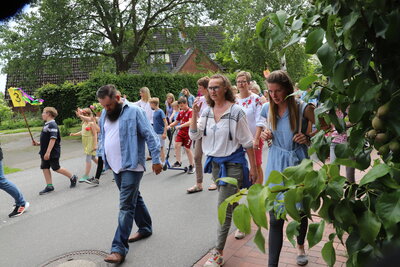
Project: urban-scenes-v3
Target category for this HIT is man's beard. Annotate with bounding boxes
[106,102,123,122]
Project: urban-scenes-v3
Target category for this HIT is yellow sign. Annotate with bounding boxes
[8,88,26,107]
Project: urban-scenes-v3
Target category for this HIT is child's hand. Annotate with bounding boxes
[44,152,50,160]
[162,133,167,140]
[32,140,40,146]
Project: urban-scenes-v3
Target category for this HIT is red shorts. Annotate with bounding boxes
[175,130,192,149]
[255,138,264,166]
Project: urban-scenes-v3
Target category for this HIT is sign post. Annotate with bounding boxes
[7,88,34,142]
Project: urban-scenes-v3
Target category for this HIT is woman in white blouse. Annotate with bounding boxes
[189,74,257,267]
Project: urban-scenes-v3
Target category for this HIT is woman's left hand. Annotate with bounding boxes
[293,133,309,145]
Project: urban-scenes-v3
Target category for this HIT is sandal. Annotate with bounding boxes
[208,183,217,191]
[187,185,203,194]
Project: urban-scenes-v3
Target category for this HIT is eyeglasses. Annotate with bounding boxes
[208,86,221,92]
[236,80,248,84]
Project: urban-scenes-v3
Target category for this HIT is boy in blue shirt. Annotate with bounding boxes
[149,98,168,165]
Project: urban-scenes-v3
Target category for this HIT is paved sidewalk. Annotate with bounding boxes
[194,156,375,267]
[194,220,348,267]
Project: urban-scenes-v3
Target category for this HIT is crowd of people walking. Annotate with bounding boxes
[1,70,322,267]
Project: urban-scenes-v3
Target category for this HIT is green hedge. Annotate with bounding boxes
[36,82,80,123]
[37,71,266,122]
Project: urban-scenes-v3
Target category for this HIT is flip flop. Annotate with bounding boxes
[187,185,203,194]
[208,183,217,191]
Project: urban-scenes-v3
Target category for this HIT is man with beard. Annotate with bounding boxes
[96,84,162,264]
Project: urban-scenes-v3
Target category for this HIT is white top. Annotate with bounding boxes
[134,100,154,124]
[189,104,253,157]
[104,117,144,174]
[236,93,264,136]
[198,96,209,117]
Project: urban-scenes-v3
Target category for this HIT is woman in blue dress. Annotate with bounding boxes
[261,70,316,267]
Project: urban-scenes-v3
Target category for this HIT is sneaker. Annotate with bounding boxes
[79,175,89,183]
[172,161,182,167]
[70,175,77,188]
[85,177,99,186]
[39,185,54,195]
[234,229,246,239]
[8,202,30,218]
[204,250,224,267]
[188,165,195,174]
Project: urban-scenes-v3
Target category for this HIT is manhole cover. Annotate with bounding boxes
[40,250,112,267]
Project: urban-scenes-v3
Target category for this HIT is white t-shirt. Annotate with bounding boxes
[236,93,264,136]
[104,117,144,174]
[134,100,154,124]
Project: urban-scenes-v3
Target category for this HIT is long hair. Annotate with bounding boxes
[266,70,298,131]
[140,87,151,102]
[205,74,236,107]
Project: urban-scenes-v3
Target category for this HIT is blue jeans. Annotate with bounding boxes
[0,160,25,206]
[111,171,152,256]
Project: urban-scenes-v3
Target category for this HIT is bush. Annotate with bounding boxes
[59,125,70,137]
[62,117,79,129]
[37,71,266,116]
[36,82,79,124]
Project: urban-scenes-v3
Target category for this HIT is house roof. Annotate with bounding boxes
[171,47,224,73]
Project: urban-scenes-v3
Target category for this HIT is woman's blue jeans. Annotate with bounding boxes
[111,170,152,256]
[0,160,25,206]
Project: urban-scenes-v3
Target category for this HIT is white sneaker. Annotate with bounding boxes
[234,229,246,239]
[203,250,224,267]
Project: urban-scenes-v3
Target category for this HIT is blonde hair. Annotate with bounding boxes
[166,93,175,103]
[250,81,261,94]
[266,70,298,131]
[171,101,179,108]
[140,87,151,102]
[236,71,251,83]
[43,107,58,118]
[149,97,160,106]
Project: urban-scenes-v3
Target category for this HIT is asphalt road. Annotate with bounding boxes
[0,132,221,267]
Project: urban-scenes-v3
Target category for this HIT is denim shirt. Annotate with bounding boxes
[98,99,161,171]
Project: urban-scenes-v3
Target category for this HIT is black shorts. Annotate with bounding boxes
[40,158,61,171]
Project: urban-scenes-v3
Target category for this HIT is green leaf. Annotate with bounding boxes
[218,200,229,225]
[216,177,238,187]
[298,75,319,91]
[254,227,266,253]
[321,241,336,267]
[360,83,382,102]
[304,170,326,198]
[359,163,391,186]
[282,159,313,184]
[346,231,367,255]
[266,170,284,186]
[332,59,349,91]
[269,10,288,30]
[305,28,325,54]
[291,18,303,31]
[286,220,300,247]
[326,14,337,48]
[348,101,367,123]
[342,11,360,32]
[316,42,336,75]
[307,220,325,249]
[358,210,381,245]
[247,184,268,229]
[318,196,333,222]
[284,188,301,221]
[376,190,400,229]
[233,204,252,234]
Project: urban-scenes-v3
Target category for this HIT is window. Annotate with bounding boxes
[149,53,170,64]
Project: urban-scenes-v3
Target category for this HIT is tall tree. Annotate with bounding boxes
[0,0,206,76]
[206,0,310,81]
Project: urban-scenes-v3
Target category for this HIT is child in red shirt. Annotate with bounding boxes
[168,97,195,174]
